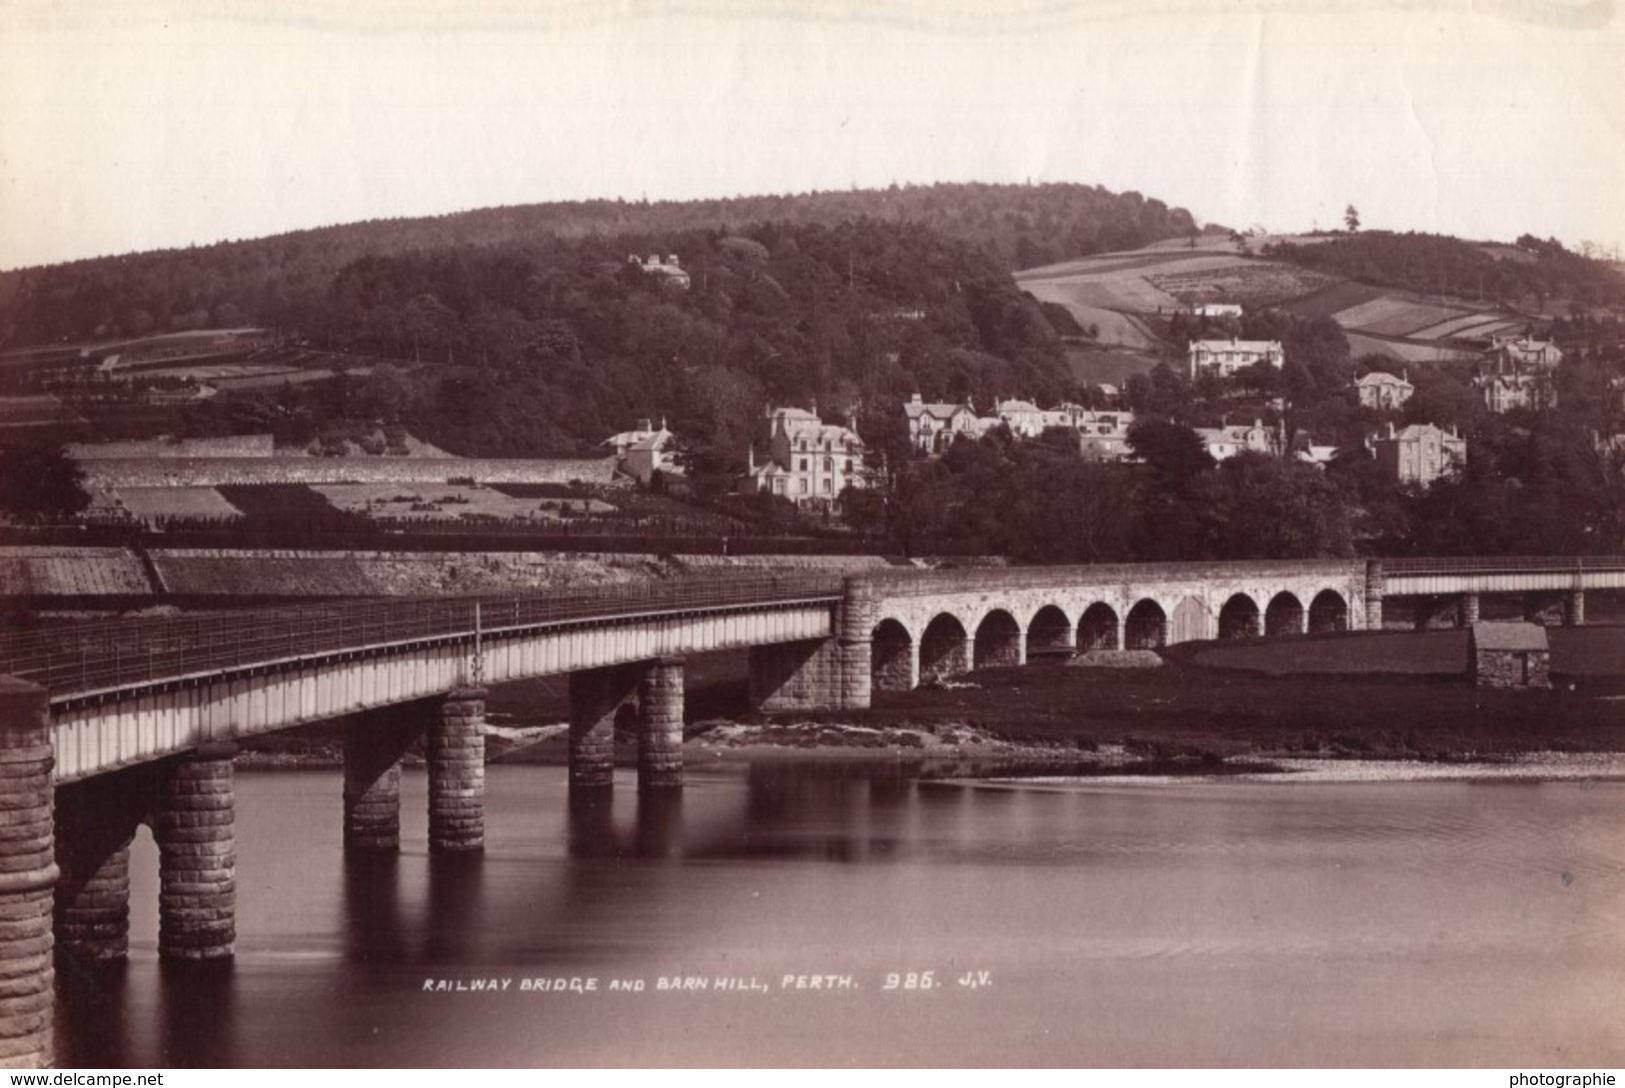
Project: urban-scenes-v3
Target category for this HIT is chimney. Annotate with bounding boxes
[1388,422,1396,439]
[910,392,922,404]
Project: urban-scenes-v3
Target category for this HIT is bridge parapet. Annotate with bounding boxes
[857,559,1369,597]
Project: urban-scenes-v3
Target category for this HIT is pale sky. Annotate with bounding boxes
[1,0,1622,271]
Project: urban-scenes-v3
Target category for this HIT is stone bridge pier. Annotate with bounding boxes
[568,657,688,793]
[342,689,489,853]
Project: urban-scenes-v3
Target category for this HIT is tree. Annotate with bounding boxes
[1344,205,1361,233]
[0,446,91,522]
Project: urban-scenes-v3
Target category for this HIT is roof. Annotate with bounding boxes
[904,401,972,420]
[1471,621,1549,652]
[996,399,1042,414]
[1190,339,1283,352]
[1379,423,1462,443]
[627,431,673,453]
[1357,372,1413,388]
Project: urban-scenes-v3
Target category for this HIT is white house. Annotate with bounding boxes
[740,407,867,508]
[1188,339,1285,379]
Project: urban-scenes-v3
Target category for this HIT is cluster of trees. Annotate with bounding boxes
[1261,232,1625,311]
[846,423,1354,562]
[0,182,1197,349]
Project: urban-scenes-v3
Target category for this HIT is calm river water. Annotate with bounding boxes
[56,764,1625,1068]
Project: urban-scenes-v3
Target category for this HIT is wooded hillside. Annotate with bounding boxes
[0,182,1197,348]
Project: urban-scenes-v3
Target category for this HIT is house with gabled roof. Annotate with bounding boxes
[903,394,984,454]
[1355,370,1414,410]
[739,406,867,509]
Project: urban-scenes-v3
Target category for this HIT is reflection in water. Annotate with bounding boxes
[566,789,616,860]
[342,854,408,965]
[51,765,1625,1068]
[157,960,235,1069]
[632,789,684,860]
[423,854,486,966]
[55,958,129,1069]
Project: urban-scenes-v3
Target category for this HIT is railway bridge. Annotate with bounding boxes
[0,555,1620,1065]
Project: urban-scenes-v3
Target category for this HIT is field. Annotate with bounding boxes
[0,395,85,428]
[1333,298,1470,337]
[110,487,243,521]
[1345,332,1477,363]
[313,483,616,522]
[1278,280,1386,319]
[1018,241,1533,370]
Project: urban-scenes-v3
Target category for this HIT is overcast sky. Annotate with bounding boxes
[1,0,1621,271]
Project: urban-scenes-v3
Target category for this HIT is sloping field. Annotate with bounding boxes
[0,396,85,428]
[1332,297,1432,329]
[1409,313,1513,341]
[150,550,668,597]
[1021,273,1179,314]
[1148,262,1337,306]
[115,487,243,521]
[313,483,615,522]
[672,555,895,573]
[1016,250,1206,280]
[1019,290,1162,350]
[1449,317,1525,342]
[79,457,620,489]
[1020,252,1335,326]
[0,547,153,597]
[1346,333,1476,363]
[1358,302,1474,338]
[214,368,361,390]
[1278,281,1385,318]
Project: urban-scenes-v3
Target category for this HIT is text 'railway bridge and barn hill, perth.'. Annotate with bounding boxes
[0,554,1621,1065]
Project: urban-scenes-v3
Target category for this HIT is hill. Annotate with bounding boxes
[0,182,1197,350]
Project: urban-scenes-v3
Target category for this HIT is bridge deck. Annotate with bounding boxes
[0,573,842,699]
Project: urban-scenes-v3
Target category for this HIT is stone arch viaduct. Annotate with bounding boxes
[0,556,1620,1065]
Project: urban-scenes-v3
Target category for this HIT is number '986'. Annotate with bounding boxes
[882,971,934,990]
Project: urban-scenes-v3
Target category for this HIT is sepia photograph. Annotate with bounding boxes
[0,0,1622,1072]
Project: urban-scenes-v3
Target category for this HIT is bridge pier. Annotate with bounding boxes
[54,772,148,964]
[1364,561,1384,631]
[156,742,237,962]
[1566,589,1585,627]
[748,639,841,711]
[569,666,640,790]
[638,658,684,791]
[343,713,420,853]
[0,680,57,1069]
[837,578,874,710]
[428,688,486,852]
[1458,593,1480,628]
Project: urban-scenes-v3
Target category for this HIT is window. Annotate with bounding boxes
[799,479,809,494]
[824,457,832,471]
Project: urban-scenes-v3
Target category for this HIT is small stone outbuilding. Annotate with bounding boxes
[1469,622,1551,689]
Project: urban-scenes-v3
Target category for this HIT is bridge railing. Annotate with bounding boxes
[860,558,1368,596]
[0,572,843,696]
[1381,556,1624,575]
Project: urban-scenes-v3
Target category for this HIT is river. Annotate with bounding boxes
[56,764,1625,1068]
